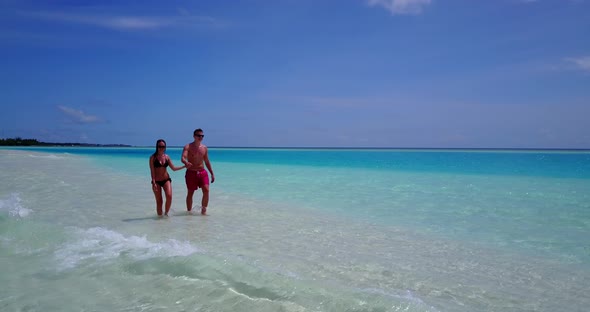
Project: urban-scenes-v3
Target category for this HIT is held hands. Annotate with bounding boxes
[185,162,193,169]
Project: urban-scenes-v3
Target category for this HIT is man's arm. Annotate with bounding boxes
[204,147,214,183]
[181,144,192,168]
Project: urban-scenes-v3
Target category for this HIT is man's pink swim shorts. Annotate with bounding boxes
[185,169,209,191]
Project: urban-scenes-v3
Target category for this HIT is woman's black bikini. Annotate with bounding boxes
[153,157,169,168]
[153,178,171,187]
[152,156,171,187]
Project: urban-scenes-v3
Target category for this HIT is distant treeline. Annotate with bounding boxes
[0,137,41,146]
[0,137,131,147]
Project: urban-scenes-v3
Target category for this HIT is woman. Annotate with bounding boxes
[149,139,185,216]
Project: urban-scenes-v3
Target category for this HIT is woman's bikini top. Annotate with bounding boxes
[153,156,169,168]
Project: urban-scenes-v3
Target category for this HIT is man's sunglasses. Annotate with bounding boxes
[195,135,205,138]
[158,145,166,148]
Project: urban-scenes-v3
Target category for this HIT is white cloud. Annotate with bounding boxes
[21,11,221,31]
[367,0,432,15]
[565,56,590,72]
[57,105,102,124]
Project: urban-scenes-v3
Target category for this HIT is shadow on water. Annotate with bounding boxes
[124,257,288,302]
[170,211,208,217]
[121,211,204,222]
[121,216,163,222]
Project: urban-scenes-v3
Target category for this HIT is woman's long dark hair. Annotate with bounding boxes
[152,139,166,158]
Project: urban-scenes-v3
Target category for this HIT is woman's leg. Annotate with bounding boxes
[163,180,173,216]
[153,185,163,216]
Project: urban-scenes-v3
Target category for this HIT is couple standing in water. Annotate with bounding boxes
[149,128,215,217]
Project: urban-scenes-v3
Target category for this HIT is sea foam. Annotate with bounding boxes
[27,153,65,159]
[0,193,32,218]
[55,227,202,270]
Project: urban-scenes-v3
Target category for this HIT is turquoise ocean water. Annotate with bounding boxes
[1,147,589,311]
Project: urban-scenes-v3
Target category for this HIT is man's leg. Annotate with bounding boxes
[201,184,210,215]
[185,170,196,212]
[186,189,195,211]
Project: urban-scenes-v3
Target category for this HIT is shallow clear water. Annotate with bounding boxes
[1,147,589,311]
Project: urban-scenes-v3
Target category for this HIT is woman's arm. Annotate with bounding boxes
[149,155,157,187]
[167,155,186,171]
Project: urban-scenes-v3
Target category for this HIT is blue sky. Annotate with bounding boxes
[1,0,589,148]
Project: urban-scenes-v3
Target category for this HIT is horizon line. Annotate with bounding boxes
[5,145,589,151]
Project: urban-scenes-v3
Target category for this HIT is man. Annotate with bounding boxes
[182,128,215,215]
